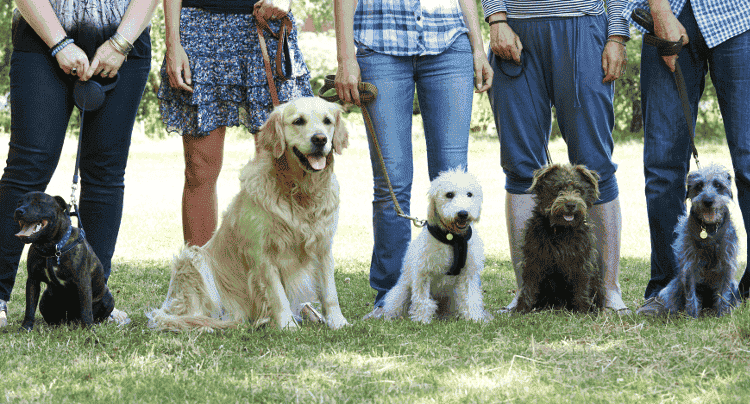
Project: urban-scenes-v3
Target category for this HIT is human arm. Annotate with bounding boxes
[487,11,523,64]
[162,0,193,91]
[333,0,362,105]
[601,0,631,83]
[648,0,688,72]
[83,0,159,81]
[15,0,89,76]
[459,0,493,92]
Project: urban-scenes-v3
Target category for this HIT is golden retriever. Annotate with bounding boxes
[147,97,350,331]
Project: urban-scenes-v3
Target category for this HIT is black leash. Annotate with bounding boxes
[632,8,701,169]
[70,75,120,230]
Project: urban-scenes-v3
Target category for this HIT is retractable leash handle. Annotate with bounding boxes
[69,75,120,229]
[632,8,700,168]
[318,75,426,228]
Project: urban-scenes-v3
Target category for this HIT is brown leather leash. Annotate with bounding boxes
[319,75,426,228]
[255,12,293,106]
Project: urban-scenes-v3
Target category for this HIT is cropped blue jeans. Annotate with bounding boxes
[0,51,150,302]
[641,1,750,299]
[356,34,474,306]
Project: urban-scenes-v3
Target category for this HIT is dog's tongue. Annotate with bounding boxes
[703,211,720,223]
[307,154,327,171]
[16,222,43,238]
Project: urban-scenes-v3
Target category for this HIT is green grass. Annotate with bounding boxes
[2,119,750,403]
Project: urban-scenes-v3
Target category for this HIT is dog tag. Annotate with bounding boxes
[446,233,453,241]
[700,229,708,239]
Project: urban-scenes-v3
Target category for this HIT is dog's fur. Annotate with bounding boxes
[147,97,350,331]
[15,192,114,330]
[381,168,490,323]
[659,164,741,317]
[514,164,605,313]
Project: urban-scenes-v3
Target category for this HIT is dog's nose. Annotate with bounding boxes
[704,199,714,208]
[14,206,25,218]
[565,202,577,211]
[311,134,328,147]
[457,210,469,219]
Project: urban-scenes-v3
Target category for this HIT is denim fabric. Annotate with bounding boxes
[487,14,619,204]
[0,51,150,301]
[356,34,474,306]
[641,1,750,299]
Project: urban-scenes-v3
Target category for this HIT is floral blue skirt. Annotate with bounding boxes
[158,8,313,136]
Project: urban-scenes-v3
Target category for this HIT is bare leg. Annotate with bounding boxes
[182,127,226,247]
[590,197,629,313]
[502,193,535,312]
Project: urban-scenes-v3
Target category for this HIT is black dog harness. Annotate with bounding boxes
[32,225,86,287]
[427,224,472,276]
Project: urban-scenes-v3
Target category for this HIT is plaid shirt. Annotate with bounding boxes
[353,0,469,56]
[481,0,631,39]
[622,0,750,48]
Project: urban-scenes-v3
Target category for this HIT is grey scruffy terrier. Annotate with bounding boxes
[658,165,742,318]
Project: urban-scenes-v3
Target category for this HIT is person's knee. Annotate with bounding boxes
[184,155,222,189]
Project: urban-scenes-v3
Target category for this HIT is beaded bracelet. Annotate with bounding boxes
[50,37,74,57]
[488,20,508,26]
[607,38,627,47]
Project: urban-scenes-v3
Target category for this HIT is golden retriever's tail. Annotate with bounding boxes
[146,247,252,331]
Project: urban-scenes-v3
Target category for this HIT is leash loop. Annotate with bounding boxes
[319,75,425,228]
[255,13,293,107]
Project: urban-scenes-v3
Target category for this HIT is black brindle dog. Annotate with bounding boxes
[15,192,113,330]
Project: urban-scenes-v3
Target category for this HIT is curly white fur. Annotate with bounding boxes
[382,168,491,323]
[147,97,350,331]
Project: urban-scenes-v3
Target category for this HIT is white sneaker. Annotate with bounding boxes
[0,299,7,327]
[108,308,131,326]
[497,293,519,314]
[605,289,631,315]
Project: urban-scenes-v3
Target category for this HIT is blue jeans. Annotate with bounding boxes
[487,14,618,204]
[0,51,151,301]
[641,1,750,299]
[356,34,474,306]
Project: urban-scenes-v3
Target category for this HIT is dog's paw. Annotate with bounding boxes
[326,314,350,330]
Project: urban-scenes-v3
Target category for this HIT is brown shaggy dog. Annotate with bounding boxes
[147,97,350,331]
[514,164,605,313]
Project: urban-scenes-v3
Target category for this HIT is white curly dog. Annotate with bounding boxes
[382,168,490,323]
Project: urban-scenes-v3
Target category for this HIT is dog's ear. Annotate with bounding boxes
[528,164,557,194]
[685,171,701,200]
[331,103,349,155]
[257,104,287,159]
[53,196,70,215]
[574,165,600,201]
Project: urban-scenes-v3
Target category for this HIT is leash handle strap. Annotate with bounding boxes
[319,75,426,228]
[631,8,700,168]
[255,13,293,107]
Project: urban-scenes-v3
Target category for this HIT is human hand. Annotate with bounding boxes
[253,0,291,21]
[83,40,126,81]
[165,43,193,92]
[473,52,493,92]
[601,36,628,83]
[651,8,689,72]
[489,21,523,65]
[334,58,361,106]
[55,43,89,78]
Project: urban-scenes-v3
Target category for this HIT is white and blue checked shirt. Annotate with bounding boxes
[480,0,631,38]
[353,0,469,56]
[622,0,750,48]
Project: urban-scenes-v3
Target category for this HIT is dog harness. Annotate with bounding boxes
[32,225,86,287]
[427,225,472,276]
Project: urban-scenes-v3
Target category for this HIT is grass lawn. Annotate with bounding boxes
[1,116,750,403]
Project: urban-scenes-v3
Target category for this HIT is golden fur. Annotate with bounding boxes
[147,97,350,331]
